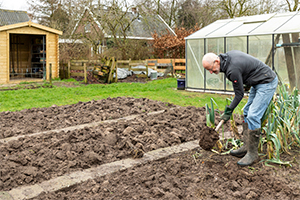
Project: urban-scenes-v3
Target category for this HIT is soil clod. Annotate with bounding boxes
[199,127,220,150]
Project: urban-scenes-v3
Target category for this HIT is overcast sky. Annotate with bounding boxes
[1,0,29,11]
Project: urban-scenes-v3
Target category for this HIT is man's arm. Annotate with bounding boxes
[228,71,244,110]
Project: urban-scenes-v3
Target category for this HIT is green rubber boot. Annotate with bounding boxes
[230,122,248,158]
[237,129,260,166]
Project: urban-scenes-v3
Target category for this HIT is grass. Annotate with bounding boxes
[0,78,247,115]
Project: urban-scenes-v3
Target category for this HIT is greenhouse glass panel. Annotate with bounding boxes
[208,21,243,38]
[275,13,300,34]
[186,39,204,89]
[206,38,225,90]
[274,33,300,90]
[248,35,272,63]
[187,19,232,39]
[227,23,263,37]
[250,13,294,35]
[225,37,247,91]
[274,39,289,87]
[226,37,247,52]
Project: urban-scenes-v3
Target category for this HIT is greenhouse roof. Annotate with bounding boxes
[186,11,300,39]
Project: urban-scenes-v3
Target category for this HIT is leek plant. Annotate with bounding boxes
[205,98,218,128]
[261,85,300,166]
[205,98,223,151]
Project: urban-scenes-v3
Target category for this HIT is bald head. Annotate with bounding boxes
[202,53,217,66]
[202,52,220,74]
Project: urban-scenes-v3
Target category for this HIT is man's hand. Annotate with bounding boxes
[220,106,233,122]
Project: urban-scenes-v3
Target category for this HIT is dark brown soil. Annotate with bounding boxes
[1,97,299,200]
[34,149,300,200]
[0,97,175,138]
[199,127,220,150]
[1,104,224,191]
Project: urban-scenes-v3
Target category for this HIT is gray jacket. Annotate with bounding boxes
[219,50,276,110]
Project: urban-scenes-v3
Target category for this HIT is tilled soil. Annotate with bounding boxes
[1,97,300,200]
[0,97,175,138]
[0,97,234,191]
[34,149,300,200]
[0,105,218,191]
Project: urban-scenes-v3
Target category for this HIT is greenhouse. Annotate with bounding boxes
[185,11,300,93]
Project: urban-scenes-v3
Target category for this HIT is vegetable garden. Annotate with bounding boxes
[0,79,299,199]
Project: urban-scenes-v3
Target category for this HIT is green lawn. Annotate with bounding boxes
[0,78,247,115]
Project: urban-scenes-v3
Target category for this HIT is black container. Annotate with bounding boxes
[177,79,185,90]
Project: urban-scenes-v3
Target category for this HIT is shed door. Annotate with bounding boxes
[9,34,46,81]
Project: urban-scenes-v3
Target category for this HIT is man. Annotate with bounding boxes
[202,50,278,166]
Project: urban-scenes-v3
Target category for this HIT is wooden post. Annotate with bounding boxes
[50,63,52,85]
[114,59,118,83]
[282,34,296,90]
[68,61,71,79]
[292,33,300,90]
[84,63,87,84]
[146,62,148,79]
[107,57,115,84]
[64,63,67,79]
[172,59,175,74]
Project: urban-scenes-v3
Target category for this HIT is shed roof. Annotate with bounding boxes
[0,9,29,26]
[186,11,300,39]
[0,21,63,35]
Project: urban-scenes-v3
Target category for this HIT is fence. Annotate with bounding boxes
[116,60,149,78]
[147,59,186,73]
[62,58,117,84]
[60,58,186,82]
[68,60,87,84]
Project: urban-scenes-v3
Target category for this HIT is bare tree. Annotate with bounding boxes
[138,0,180,27]
[219,0,282,18]
[27,0,89,35]
[285,0,300,11]
[251,0,281,14]
[177,0,226,29]
[28,0,68,32]
[162,0,179,27]
[92,0,144,59]
[70,0,157,59]
[219,0,258,18]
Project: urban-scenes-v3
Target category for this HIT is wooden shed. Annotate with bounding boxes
[0,21,62,84]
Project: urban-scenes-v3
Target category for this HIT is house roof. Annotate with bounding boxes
[186,11,300,39]
[0,9,29,26]
[72,7,175,40]
[0,21,63,35]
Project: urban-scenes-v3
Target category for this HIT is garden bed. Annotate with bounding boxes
[34,148,300,200]
[1,97,299,199]
[0,97,175,138]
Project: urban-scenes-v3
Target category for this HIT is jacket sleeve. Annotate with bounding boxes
[228,70,244,110]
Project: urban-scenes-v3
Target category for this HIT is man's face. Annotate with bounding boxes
[203,59,220,74]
